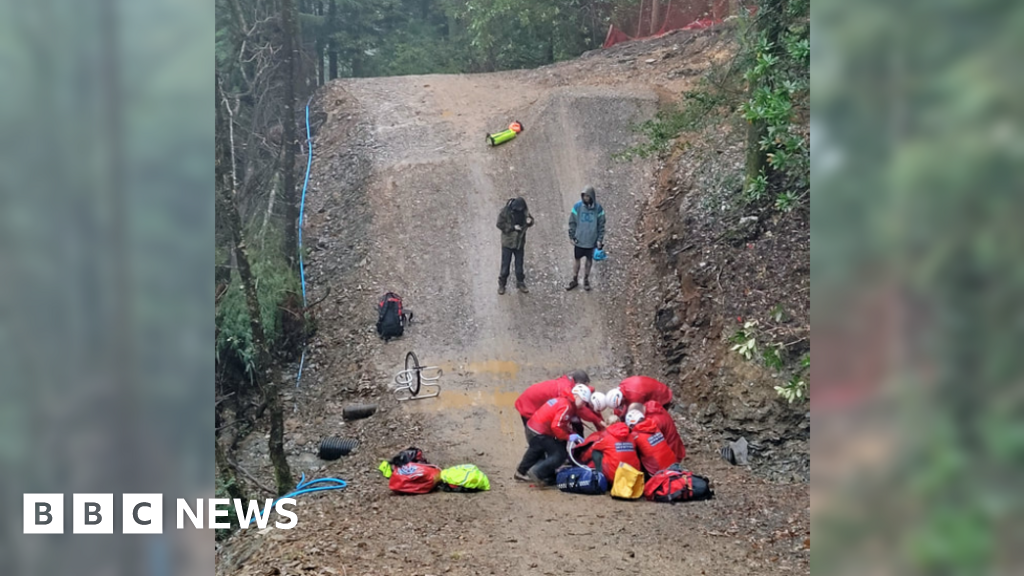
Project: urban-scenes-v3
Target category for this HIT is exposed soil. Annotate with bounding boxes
[217,25,809,576]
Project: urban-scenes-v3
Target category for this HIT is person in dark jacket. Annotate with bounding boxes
[496,197,534,294]
[567,185,606,291]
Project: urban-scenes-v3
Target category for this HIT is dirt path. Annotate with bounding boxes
[218,29,808,576]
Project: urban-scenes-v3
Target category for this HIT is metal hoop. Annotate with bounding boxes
[393,351,442,401]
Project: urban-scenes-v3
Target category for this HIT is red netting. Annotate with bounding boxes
[602,0,752,48]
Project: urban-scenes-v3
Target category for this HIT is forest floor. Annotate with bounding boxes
[217,25,809,576]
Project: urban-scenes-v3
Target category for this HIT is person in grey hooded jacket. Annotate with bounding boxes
[567,185,605,291]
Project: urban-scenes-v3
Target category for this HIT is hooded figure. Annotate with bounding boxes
[589,422,641,480]
[496,197,534,294]
[643,401,686,461]
[566,185,606,291]
[630,417,678,476]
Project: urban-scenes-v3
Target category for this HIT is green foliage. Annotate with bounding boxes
[763,344,785,370]
[774,373,807,403]
[730,315,809,402]
[446,0,600,72]
[615,88,731,160]
[744,172,769,203]
[215,228,300,378]
[774,352,809,403]
[741,0,810,212]
[730,320,759,360]
[614,1,809,218]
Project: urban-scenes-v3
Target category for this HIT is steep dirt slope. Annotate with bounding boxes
[217,27,809,576]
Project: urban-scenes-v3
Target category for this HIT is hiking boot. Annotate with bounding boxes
[498,284,506,295]
[514,471,531,482]
[527,470,547,486]
[566,278,579,291]
[516,282,529,294]
[583,278,591,291]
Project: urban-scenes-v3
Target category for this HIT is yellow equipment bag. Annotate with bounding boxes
[610,463,645,500]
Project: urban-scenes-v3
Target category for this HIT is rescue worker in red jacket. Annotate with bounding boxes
[514,370,603,441]
[589,421,641,480]
[643,400,686,460]
[626,409,678,477]
[515,384,592,485]
[606,375,674,418]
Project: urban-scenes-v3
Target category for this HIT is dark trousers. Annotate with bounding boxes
[499,246,525,285]
[517,433,567,484]
[521,416,537,444]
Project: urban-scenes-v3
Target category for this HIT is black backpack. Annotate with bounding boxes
[389,447,427,467]
[376,291,408,341]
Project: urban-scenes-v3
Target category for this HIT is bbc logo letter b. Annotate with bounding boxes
[24,494,64,534]
[73,494,114,534]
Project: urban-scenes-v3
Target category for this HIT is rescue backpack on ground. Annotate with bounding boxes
[376,291,409,341]
[610,463,645,500]
[388,462,442,494]
[556,466,608,495]
[643,465,714,503]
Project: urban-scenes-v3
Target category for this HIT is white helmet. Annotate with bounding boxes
[571,384,592,404]
[589,391,607,412]
[625,409,645,428]
[605,388,624,410]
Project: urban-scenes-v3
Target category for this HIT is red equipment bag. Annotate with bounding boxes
[643,467,714,503]
[389,462,442,494]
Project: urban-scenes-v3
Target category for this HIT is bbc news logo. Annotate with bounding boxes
[23,494,298,534]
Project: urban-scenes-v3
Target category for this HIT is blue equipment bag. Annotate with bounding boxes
[556,466,609,495]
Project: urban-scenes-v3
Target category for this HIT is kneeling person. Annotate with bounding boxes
[626,409,677,477]
[589,420,640,481]
[515,385,591,485]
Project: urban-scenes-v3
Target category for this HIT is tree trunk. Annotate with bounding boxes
[744,0,784,190]
[636,0,645,37]
[281,0,299,267]
[745,118,767,185]
[215,440,247,501]
[267,386,291,494]
[650,0,661,36]
[316,39,325,86]
[547,27,555,64]
[329,48,338,79]
[216,184,294,496]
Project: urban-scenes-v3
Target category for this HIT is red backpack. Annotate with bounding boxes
[643,467,714,503]
[389,462,441,494]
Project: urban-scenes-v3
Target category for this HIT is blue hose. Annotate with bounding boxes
[296,96,314,389]
[298,96,313,308]
[243,472,347,527]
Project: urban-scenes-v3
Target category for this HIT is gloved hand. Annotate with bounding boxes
[526,217,533,226]
[514,224,522,231]
[568,434,584,445]
[597,242,604,250]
